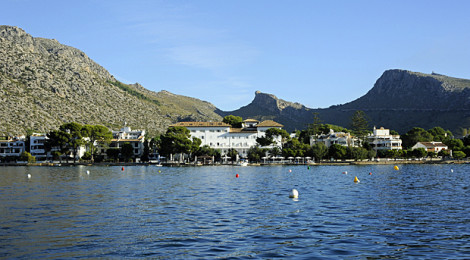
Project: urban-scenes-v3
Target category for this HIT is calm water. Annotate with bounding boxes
[0,164,469,259]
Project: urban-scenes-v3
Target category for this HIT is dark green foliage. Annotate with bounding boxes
[346,147,369,161]
[158,126,193,156]
[120,142,134,162]
[141,140,150,162]
[311,143,328,161]
[226,148,239,159]
[453,151,466,160]
[247,146,267,162]
[350,110,369,143]
[106,148,120,162]
[444,139,464,151]
[223,115,243,128]
[401,127,433,149]
[412,148,428,158]
[19,151,35,163]
[328,144,347,161]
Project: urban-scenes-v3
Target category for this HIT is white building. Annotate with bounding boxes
[412,142,448,153]
[0,136,25,158]
[171,119,284,158]
[310,129,359,148]
[30,133,48,160]
[367,126,402,151]
[107,126,146,159]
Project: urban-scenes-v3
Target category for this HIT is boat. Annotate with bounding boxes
[236,161,248,166]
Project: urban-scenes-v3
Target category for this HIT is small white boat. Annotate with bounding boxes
[236,161,248,166]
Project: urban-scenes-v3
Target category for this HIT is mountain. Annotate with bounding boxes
[221,70,470,134]
[0,26,221,136]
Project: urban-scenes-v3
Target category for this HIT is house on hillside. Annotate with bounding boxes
[411,141,448,153]
[310,129,359,148]
[367,127,402,151]
[171,119,284,158]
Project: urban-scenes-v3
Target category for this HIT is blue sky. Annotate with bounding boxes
[4,0,470,110]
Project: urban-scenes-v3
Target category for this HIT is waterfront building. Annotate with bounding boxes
[30,133,48,160]
[367,126,402,151]
[0,136,25,158]
[411,141,448,153]
[310,129,359,148]
[170,119,284,158]
[106,126,146,159]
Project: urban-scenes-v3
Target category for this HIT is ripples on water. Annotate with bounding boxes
[0,164,469,259]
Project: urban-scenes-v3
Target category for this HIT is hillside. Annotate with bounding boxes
[0,25,221,136]
[221,70,470,134]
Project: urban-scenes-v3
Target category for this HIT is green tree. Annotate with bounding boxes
[401,127,433,149]
[227,148,239,161]
[268,146,282,157]
[347,147,369,161]
[311,143,328,162]
[141,140,150,162]
[453,151,466,160]
[349,110,369,145]
[412,148,428,158]
[247,146,267,162]
[158,126,193,160]
[46,129,71,163]
[328,144,347,161]
[444,139,464,151]
[60,122,84,163]
[81,124,113,162]
[427,127,452,142]
[265,128,290,148]
[19,151,35,163]
[106,148,120,162]
[121,142,134,162]
[223,115,243,128]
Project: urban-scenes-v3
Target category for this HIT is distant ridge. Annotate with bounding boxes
[220,70,470,134]
[0,25,221,135]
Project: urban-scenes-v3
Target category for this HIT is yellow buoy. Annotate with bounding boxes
[354,176,360,183]
[394,166,399,171]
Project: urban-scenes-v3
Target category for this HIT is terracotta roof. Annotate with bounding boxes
[418,142,448,148]
[170,122,231,127]
[230,128,258,133]
[257,120,283,127]
[243,119,259,123]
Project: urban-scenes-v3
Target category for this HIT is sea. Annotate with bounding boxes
[0,164,469,259]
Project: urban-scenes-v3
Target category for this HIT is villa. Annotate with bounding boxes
[0,136,25,158]
[310,129,359,148]
[105,125,146,159]
[171,119,284,158]
[411,141,448,153]
[367,126,402,151]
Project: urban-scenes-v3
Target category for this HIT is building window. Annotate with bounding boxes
[135,149,139,154]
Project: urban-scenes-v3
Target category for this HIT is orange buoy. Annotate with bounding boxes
[236,174,239,178]
[122,167,124,171]
[369,172,372,175]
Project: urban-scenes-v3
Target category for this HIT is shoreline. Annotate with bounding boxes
[1,159,468,167]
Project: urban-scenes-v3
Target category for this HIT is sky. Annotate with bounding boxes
[3,0,470,111]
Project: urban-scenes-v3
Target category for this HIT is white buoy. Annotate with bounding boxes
[343,171,348,175]
[451,169,454,173]
[27,174,31,179]
[86,170,90,175]
[289,189,299,198]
